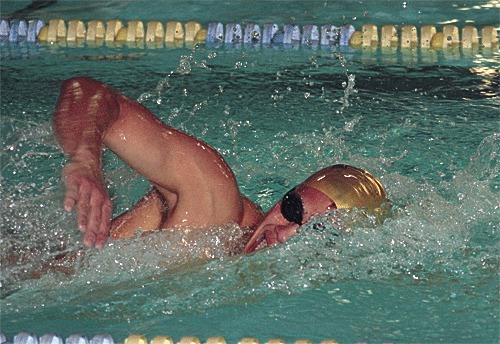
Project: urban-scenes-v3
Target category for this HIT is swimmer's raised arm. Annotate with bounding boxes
[53,77,118,247]
[53,77,254,248]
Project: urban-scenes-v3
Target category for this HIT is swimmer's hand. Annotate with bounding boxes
[62,160,112,248]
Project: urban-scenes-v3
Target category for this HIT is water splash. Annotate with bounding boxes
[3,134,497,314]
[139,45,211,106]
[0,121,143,294]
[331,53,357,112]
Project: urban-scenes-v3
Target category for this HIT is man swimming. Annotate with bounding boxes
[53,77,388,252]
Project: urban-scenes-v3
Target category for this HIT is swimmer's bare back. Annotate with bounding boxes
[53,77,263,248]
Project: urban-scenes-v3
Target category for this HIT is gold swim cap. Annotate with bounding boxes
[298,164,387,211]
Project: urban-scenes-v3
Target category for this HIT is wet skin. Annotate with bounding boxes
[53,77,263,249]
[54,77,386,253]
[244,186,336,253]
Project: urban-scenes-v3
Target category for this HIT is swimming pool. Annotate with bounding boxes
[1,0,499,342]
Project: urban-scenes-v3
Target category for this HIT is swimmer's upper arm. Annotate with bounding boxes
[103,91,242,225]
[103,94,186,190]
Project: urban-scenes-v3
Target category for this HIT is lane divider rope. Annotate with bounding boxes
[0,19,498,49]
[1,332,339,344]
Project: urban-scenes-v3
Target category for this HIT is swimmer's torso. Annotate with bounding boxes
[110,188,263,239]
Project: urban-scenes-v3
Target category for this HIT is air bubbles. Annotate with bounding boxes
[344,116,361,132]
[271,89,283,101]
[177,55,193,75]
[234,61,247,69]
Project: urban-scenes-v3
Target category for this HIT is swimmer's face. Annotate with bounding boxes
[244,186,335,253]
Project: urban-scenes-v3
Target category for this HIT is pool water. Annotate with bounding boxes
[1,1,499,342]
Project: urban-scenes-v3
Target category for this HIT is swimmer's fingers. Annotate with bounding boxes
[62,170,111,248]
[96,199,112,248]
[62,168,89,214]
[75,179,92,233]
[63,181,79,212]
[82,186,112,248]
[62,172,91,231]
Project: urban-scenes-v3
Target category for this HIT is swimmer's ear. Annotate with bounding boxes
[326,201,337,211]
[311,200,337,232]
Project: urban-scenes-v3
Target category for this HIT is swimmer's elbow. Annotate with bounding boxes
[62,76,101,89]
[53,77,121,151]
[56,77,120,120]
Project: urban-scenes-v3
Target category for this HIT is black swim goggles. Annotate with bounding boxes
[280,187,304,225]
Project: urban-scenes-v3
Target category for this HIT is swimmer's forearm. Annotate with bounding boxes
[53,77,120,163]
[53,77,120,248]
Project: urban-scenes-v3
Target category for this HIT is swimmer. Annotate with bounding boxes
[53,77,388,251]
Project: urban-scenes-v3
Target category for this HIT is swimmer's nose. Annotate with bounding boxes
[244,227,266,253]
[244,223,301,253]
[244,222,275,253]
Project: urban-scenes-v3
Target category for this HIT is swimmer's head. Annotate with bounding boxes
[297,164,387,211]
[244,164,388,253]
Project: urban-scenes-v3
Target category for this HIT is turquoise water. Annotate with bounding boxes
[1,1,499,342]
